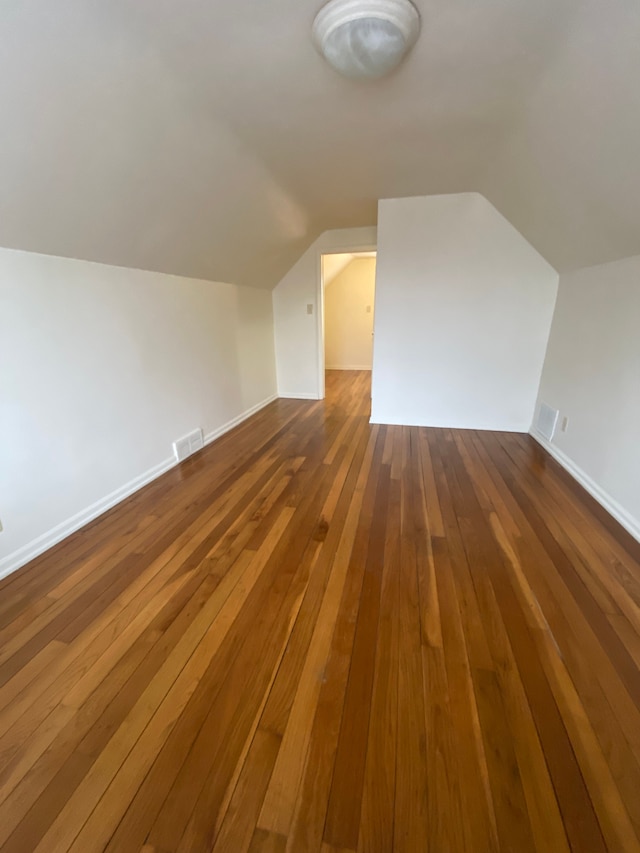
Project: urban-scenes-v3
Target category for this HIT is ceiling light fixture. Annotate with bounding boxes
[312,0,421,81]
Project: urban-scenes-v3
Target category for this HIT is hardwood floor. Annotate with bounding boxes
[0,369,639,852]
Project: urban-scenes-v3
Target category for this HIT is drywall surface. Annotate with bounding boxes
[0,248,277,576]
[324,258,375,370]
[533,254,640,539]
[273,227,376,398]
[371,193,558,431]
[322,253,353,288]
[5,0,640,289]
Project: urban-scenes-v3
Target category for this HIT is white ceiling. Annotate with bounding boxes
[1,0,639,288]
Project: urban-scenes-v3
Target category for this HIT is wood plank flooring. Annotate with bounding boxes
[1,369,639,852]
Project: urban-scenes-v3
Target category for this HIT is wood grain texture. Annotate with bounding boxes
[0,370,639,852]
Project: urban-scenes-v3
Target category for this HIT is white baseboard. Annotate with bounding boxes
[278,392,320,400]
[204,393,277,445]
[325,365,372,371]
[0,457,175,583]
[0,393,279,582]
[530,429,640,543]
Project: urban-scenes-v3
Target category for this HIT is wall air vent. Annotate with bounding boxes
[173,428,204,463]
[536,403,559,442]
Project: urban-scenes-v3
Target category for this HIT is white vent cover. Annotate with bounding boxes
[536,403,559,442]
[173,428,204,463]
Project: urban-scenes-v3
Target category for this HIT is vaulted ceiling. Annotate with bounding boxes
[1,0,639,288]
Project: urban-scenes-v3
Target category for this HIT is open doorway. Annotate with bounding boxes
[321,251,376,383]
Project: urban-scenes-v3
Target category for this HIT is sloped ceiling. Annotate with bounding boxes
[323,254,354,288]
[1,0,639,288]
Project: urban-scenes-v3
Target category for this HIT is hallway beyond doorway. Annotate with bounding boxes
[323,253,376,372]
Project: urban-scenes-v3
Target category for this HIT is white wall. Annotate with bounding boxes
[273,227,377,399]
[324,258,375,370]
[371,193,558,431]
[0,248,277,576]
[533,255,640,540]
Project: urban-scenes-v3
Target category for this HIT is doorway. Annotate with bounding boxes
[321,251,376,380]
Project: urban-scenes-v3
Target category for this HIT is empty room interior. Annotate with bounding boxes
[1,1,639,851]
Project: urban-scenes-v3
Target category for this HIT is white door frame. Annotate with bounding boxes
[316,242,377,399]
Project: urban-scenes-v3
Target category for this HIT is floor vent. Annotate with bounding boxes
[173,428,204,462]
[536,402,559,442]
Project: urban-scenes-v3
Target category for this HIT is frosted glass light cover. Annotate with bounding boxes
[313,0,420,81]
[323,18,406,79]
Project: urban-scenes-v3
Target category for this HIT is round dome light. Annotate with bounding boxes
[312,0,421,80]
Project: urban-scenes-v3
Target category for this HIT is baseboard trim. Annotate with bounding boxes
[203,394,278,446]
[0,457,175,582]
[0,393,279,582]
[530,429,640,543]
[278,392,320,400]
[325,365,372,371]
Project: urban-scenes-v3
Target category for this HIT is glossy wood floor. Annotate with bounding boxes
[1,371,640,852]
